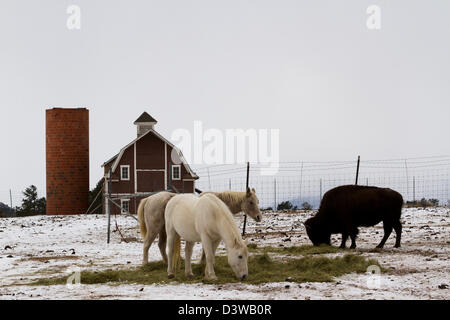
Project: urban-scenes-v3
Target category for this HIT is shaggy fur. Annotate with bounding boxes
[200,188,262,221]
[138,188,261,265]
[137,191,176,265]
[199,188,261,262]
[165,193,248,280]
[305,185,403,249]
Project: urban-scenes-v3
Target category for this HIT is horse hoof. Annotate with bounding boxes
[350,245,356,249]
[186,274,195,279]
[204,276,218,281]
[168,274,175,279]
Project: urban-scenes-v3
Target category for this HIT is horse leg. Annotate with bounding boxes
[212,240,221,255]
[200,249,206,264]
[166,227,177,278]
[158,226,168,263]
[393,220,402,248]
[376,222,393,249]
[184,241,195,278]
[202,236,218,281]
[142,231,158,266]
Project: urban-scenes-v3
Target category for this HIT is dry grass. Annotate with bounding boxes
[248,244,344,255]
[30,253,380,286]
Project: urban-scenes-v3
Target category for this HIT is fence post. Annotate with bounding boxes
[242,162,250,237]
[413,176,416,202]
[207,167,211,190]
[319,178,323,204]
[299,161,303,204]
[229,178,231,190]
[107,168,112,244]
[355,155,360,185]
[404,159,409,201]
[274,178,277,210]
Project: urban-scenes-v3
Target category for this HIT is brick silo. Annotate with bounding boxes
[46,108,89,215]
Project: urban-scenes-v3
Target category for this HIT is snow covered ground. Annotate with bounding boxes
[0,207,449,300]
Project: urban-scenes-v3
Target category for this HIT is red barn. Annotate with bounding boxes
[102,112,198,215]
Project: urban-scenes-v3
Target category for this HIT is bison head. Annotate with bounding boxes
[304,217,331,246]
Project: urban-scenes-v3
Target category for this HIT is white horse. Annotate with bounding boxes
[165,193,249,281]
[137,188,261,265]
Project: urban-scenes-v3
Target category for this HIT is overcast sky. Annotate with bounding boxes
[1,0,449,203]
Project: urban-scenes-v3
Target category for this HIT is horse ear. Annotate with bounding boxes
[244,238,249,245]
[246,187,251,197]
[251,188,256,193]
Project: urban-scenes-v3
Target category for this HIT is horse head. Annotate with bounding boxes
[228,238,249,280]
[241,187,262,222]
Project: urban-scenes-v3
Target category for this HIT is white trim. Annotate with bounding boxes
[104,178,109,215]
[134,143,137,193]
[164,142,168,190]
[120,199,130,214]
[172,165,181,181]
[107,128,198,179]
[120,165,130,181]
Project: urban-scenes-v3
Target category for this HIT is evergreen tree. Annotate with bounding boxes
[16,185,46,216]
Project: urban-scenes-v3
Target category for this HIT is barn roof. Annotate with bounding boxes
[134,112,157,124]
[101,128,198,180]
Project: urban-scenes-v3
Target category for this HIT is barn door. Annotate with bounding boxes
[137,171,165,192]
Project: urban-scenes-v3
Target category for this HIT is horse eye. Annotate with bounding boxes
[250,202,254,205]
[238,255,243,259]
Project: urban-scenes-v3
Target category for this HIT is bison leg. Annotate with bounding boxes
[393,221,402,248]
[350,233,357,249]
[376,223,393,249]
[340,233,348,249]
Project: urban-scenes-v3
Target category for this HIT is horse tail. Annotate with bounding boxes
[137,198,148,239]
[171,235,181,272]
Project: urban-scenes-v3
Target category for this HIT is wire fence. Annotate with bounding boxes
[2,156,450,212]
[193,156,450,209]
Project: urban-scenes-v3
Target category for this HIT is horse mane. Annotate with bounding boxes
[203,194,245,248]
[203,191,246,214]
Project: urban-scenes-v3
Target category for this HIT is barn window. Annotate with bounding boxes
[172,165,181,180]
[121,199,130,214]
[120,165,130,181]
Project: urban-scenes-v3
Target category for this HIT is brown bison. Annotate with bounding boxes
[304,185,403,249]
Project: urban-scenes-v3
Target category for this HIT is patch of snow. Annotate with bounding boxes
[0,208,449,299]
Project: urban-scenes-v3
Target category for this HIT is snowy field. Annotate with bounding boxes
[0,207,449,300]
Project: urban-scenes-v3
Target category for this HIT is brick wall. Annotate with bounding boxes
[46,108,89,215]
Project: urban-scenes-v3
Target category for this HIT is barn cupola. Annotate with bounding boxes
[134,112,157,137]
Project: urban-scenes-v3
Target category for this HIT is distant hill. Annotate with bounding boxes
[0,202,16,217]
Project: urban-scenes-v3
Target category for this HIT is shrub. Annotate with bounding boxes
[277,201,298,211]
[301,202,313,210]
